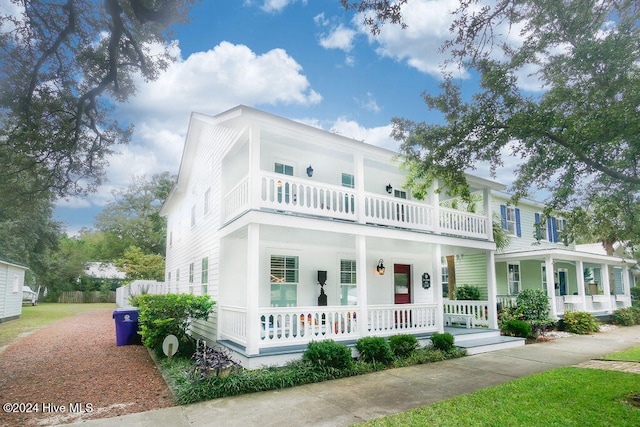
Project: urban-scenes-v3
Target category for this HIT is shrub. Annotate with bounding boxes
[302,340,353,370]
[563,311,600,334]
[454,285,481,301]
[501,319,532,338]
[389,334,419,358]
[133,293,215,357]
[514,289,556,336]
[430,332,455,352]
[630,286,640,301]
[355,337,394,365]
[612,307,640,326]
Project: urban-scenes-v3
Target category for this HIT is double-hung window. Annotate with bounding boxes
[189,262,194,293]
[275,163,293,204]
[500,205,521,237]
[270,255,298,307]
[340,259,357,305]
[201,257,208,295]
[508,263,521,295]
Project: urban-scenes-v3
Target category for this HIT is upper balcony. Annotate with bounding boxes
[218,120,500,241]
[223,171,495,240]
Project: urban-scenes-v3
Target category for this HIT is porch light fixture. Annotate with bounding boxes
[376,259,385,275]
[306,165,314,177]
[385,183,393,194]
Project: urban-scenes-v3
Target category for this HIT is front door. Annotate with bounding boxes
[557,269,568,296]
[394,264,411,304]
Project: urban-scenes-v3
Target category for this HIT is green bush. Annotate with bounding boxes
[514,289,556,336]
[430,332,454,352]
[454,285,481,301]
[630,286,640,301]
[133,293,215,357]
[302,340,353,370]
[563,311,600,334]
[501,319,532,338]
[611,307,640,326]
[389,334,419,358]
[355,336,394,365]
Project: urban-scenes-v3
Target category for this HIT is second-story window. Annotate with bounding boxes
[341,173,354,188]
[534,213,548,241]
[275,163,293,204]
[500,205,521,237]
[189,262,194,294]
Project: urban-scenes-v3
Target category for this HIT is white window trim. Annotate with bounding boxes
[507,262,521,296]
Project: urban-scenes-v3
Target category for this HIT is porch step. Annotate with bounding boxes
[455,335,525,355]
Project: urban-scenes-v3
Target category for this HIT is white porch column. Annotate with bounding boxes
[433,244,445,333]
[248,124,261,208]
[602,263,612,312]
[576,260,586,311]
[486,250,498,329]
[429,181,440,234]
[622,265,631,295]
[354,153,366,224]
[245,223,260,355]
[483,187,494,241]
[356,235,369,337]
[545,256,557,317]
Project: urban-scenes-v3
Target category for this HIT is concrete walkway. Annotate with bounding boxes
[67,325,640,427]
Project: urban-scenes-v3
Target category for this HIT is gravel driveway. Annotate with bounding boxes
[0,308,174,426]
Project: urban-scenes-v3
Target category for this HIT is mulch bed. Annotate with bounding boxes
[0,308,174,426]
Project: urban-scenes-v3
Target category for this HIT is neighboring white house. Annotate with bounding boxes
[161,105,509,367]
[447,192,636,317]
[0,258,28,323]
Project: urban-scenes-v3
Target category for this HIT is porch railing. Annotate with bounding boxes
[439,208,488,239]
[258,306,359,346]
[443,299,490,327]
[219,304,438,349]
[221,173,491,241]
[368,304,438,335]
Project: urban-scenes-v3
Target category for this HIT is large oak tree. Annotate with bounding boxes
[344,0,640,243]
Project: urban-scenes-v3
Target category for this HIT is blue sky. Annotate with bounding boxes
[53,0,527,234]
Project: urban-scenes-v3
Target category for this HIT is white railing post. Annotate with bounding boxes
[355,153,366,224]
[433,244,445,333]
[545,256,557,317]
[245,224,260,355]
[601,263,612,313]
[486,250,498,329]
[356,235,368,338]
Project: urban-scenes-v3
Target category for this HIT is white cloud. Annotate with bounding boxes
[64,40,322,217]
[260,0,306,13]
[330,118,396,151]
[319,24,357,52]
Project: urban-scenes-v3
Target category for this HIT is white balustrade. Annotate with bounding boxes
[261,173,357,221]
[219,306,248,345]
[258,306,359,346]
[439,208,488,239]
[364,194,434,231]
[367,304,438,335]
[497,295,517,309]
[223,176,250,222]
[443,299,490,327]
[554,297,565,315]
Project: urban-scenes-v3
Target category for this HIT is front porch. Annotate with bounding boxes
[215,299,514,368]
[498,294,633,318]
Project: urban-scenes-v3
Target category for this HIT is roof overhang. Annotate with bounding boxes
[495,247,637,266]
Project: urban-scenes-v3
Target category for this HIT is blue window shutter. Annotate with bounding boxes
[535,213,541,239]
[562,219,567,244]
[500,205,507,230]
[547,218,553,241]
[515,208,521,237]
[552,217,558,242]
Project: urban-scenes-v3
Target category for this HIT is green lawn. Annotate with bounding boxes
[602,346,640,362]
[358,367,640,426]
[0,303,116,348]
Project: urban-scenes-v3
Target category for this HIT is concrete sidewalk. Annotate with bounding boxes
[67,326,640,427]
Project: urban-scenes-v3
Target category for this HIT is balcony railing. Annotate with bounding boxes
[222,173,489,240]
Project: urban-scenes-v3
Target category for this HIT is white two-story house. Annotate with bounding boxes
[161,106,510,367]
[444,192,636,318]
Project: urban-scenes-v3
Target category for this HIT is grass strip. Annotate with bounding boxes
[358,367,640,426]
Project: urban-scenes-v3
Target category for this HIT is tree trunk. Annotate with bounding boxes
[446,255,456,298]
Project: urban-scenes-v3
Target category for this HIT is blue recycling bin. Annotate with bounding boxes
[112,308,141,346]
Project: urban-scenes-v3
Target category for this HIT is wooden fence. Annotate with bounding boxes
[58,291,116,303]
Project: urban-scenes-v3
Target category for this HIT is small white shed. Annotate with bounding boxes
[0,258,28,323]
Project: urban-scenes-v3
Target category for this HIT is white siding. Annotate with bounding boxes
[0,261,26,322]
